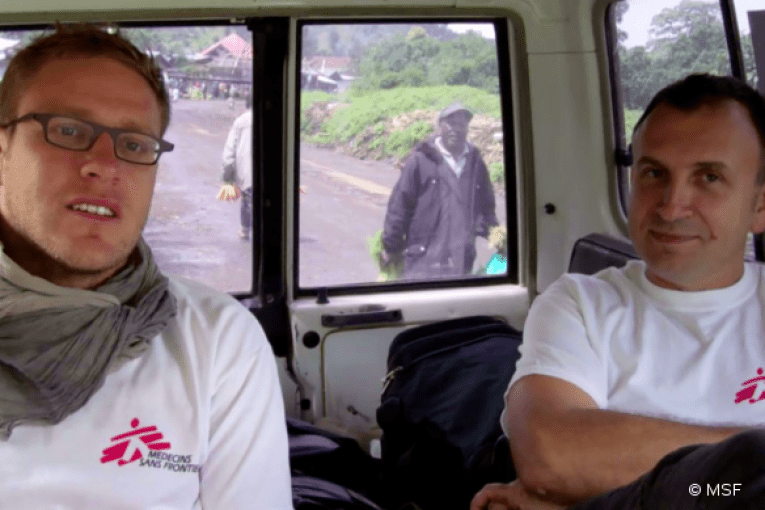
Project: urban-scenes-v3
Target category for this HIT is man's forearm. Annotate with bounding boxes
[511,408,746,504]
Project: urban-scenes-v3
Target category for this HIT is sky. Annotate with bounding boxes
[622,0,763,48]
[448,1,762,46]
[448,23,496,40]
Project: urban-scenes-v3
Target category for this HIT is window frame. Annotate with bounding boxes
[292,17,519,299]
[605,0,760,261]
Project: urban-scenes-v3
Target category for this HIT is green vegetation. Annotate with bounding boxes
[367,229,403,281]
[489,162,504,186]
[616,0,758,111]
[301,85,501,161]
[304,85,499,138]
[385,121,435,159]
[300,90,336,133]
[302,23,459,69]
[124,26,251,58]
[623,109,643,140]
[354,29,499,94]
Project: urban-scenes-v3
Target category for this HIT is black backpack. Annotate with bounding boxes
[376,316,522,510]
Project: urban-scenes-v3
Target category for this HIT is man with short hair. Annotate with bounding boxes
[0,25,292,509]
[217,96,253,240]
[472,73,765,509]
[382,102,499,279]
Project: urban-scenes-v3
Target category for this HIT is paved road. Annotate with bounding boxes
[298,145,508,288]
[144,99,253,293]
[143,100,507,293]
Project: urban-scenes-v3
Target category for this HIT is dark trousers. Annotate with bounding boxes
[569,429,765,510]
[240,187,253,230]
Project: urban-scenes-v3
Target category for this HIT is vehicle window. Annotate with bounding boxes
[297,21,513,289]
[610,1,764,259]
[733,0,764,91]
[614,0,731,137]
[735,2,765,260]
[0,25,255,295]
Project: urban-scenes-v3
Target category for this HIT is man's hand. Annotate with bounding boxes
[488,224,507,251]
[471,481,567,510]
[379,249,402,269]
[216,184,241,201]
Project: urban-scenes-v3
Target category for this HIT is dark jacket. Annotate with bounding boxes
[382,138,498,278]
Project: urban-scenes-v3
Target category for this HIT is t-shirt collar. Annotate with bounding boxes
[627,259,758,311]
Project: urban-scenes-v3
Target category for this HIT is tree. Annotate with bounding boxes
[618,0,731,110]
[613,0,629,46]
[648,0,722,49]
[354,30,498,93]
[741,33,759,89]
[619,45,653,109]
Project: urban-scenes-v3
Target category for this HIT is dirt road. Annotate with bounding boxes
[143,99,253,293]
[144,100,508,293]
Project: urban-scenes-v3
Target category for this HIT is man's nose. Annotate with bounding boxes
[80,132,119,179]
[655,179,693,221]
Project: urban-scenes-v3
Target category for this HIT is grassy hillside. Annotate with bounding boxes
[301,85,505,182]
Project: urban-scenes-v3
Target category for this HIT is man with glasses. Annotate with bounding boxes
[382,102,499,280]
[0,25,292,509]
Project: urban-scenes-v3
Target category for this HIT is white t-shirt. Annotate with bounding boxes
[0,275,293,510]
[504,260,765,431]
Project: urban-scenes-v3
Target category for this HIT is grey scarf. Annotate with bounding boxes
[0,238,177,440]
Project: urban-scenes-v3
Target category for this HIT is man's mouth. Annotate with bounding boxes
[650,230,696,243]
[67,203,118,219]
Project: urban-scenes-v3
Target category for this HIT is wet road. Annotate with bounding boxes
[144,99,253,293]
[143,99,507,294]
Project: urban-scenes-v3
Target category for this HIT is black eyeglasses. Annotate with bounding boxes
[1,113,174,165]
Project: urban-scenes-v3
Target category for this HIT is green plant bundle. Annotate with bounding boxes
[489,162,504,186]
[367,229,403,281]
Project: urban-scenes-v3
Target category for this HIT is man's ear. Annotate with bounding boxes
[0,129,8,187]
[751,179,765,234]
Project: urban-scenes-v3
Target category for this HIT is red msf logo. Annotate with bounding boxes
[100,418,171,466]
[735,368,765,404]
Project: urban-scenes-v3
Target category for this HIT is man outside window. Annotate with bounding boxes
[217,96,253,240]
[382,102,499,279]
[471,73,765,510]
[0,25,292,509]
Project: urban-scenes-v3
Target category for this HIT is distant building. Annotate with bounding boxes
[301,56,355,92]
[199,33,253,78]
[302,55,352,75]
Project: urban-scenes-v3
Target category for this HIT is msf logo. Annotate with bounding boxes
[101,418,171,466]
[735,368,765,404]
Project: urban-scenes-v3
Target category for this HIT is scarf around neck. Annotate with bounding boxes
[0,238,177,440]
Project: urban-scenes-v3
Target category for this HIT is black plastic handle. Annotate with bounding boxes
[321,309,403,327]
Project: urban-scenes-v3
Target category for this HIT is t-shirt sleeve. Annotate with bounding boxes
[200,309,293,510]
[504,276,609,423]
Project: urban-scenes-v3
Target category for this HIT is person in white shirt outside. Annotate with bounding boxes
[472,73,765,510]
[217,95,253,240]
[0,24,292,510]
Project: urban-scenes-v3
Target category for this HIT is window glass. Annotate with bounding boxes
[298,21,511,288]
[0,25,254,294]
[734,0,764,92]
[614,0,731,140]
[612,0,732,219]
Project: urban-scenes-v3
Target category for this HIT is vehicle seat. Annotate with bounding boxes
[567,233,639,275]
